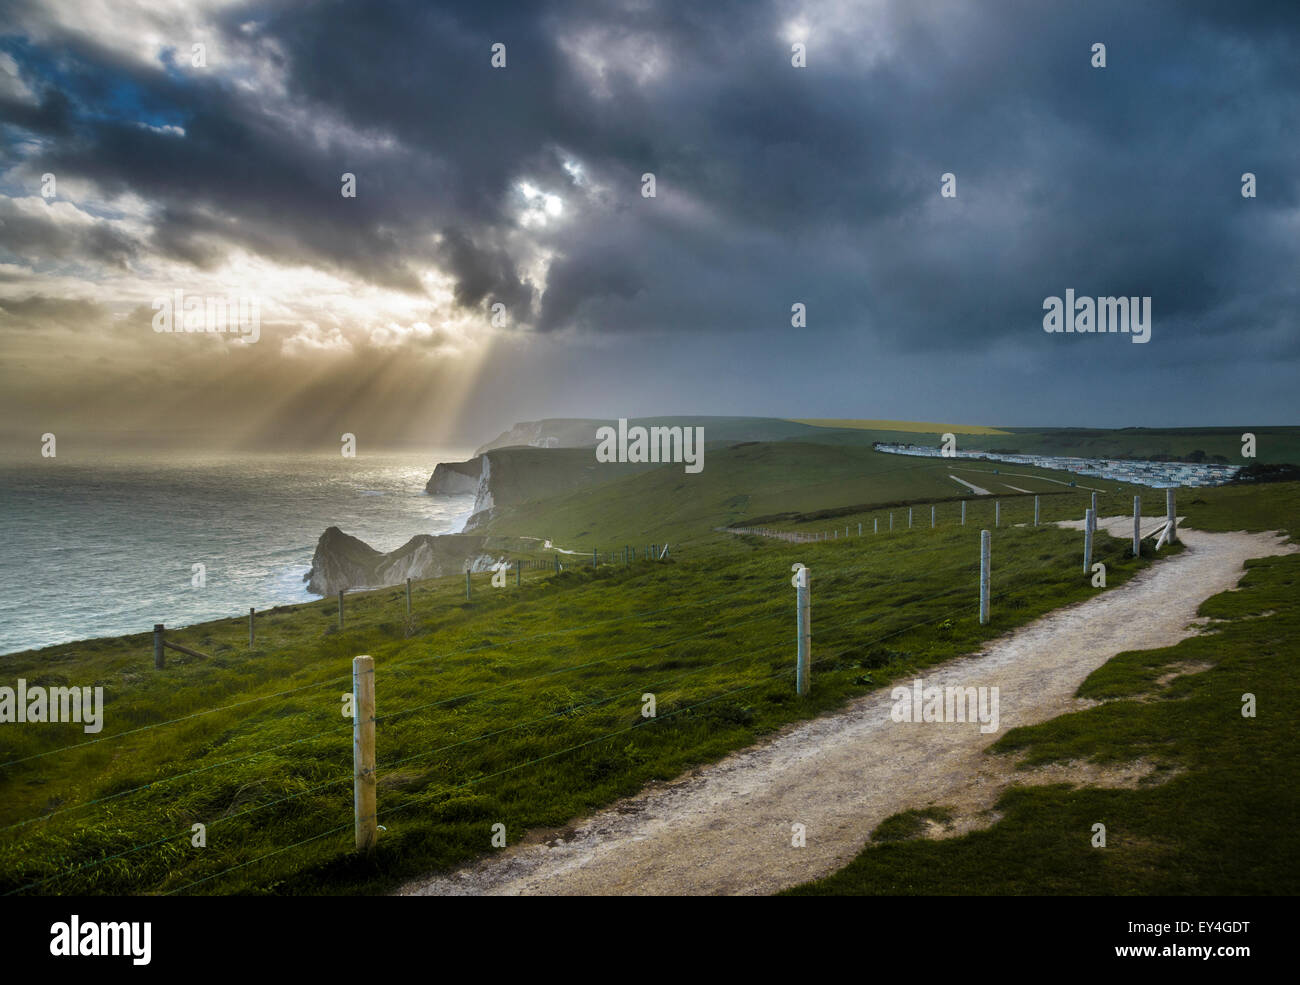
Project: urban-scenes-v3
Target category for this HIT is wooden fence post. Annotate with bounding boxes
[931,505,936,528]
[516,559,521,586]
[465,570,471,600]
[962,500,966,525]
[793,565,810,696]
[154,624,165,669]
[249,607,255,648]
[979,530,991,625]
[1166,487,1177,544]
[995,500,1000,527]
[353,655,376,854]
[873,517,878,533]
[1034,496,1040,526]
[908,507,913,528]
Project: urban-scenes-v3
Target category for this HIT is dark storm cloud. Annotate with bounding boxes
[2,0,1298,369]
[0,84,73,138]
[0,196,141,268]
[251,0,1300,360]
[436,226,533,312]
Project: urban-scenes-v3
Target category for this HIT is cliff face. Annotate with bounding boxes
[473,453,493,514]
[423,454,493,522]
[304,526,496,595]
[425,457,482,495]
[426,445,661,533]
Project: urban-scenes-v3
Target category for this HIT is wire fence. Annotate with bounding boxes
[0,483,1178,896]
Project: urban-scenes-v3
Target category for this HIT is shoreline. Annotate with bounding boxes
[0,475,477,658]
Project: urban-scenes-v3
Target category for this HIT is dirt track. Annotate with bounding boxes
[949,475,990,495]
[399,521,1294,896]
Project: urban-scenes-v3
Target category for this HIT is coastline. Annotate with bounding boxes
[0,453,474,656]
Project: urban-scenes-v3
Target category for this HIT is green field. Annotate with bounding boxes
[0,451,1163,896]
[1,431,1295,896]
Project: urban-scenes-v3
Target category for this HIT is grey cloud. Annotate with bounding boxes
[0,0,1296,435]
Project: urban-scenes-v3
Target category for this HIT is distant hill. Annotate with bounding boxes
[476,417,1300,463]
[396,418,1300,578]
[791,418,1009,435]
[455,419,1300,544]
[469,439,1086,545]
[474,416,855,455]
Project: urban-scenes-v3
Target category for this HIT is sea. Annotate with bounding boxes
[0,450,476,655]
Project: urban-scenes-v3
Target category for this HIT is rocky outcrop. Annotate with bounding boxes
[304,526,498,595]
[461,505,500,533]
[426,457,482,495]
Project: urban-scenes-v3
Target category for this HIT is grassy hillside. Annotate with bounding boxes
[4,419,1292,897]
[475,419,1300,466]
[786,481,1300,895]
[462,423,1300,550]
[0,464,1148,895]
[791,419,1009,435]
[478,441,1137,547]
[472,446,656,511]
[467,423,1300,541]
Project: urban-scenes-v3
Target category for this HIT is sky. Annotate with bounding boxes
[1,0,1297,452]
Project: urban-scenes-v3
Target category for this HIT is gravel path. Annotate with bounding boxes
[399,522,1293,896]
